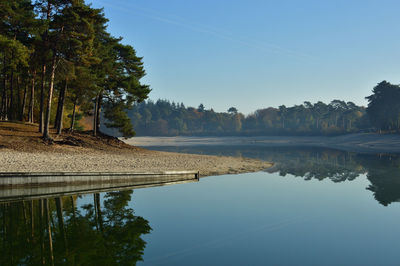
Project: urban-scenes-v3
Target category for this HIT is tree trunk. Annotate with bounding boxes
[21,83,27,122]
[39,64,46,132]
[1,204,5,249]
[22,202,30,243]
[9,203,14,265]
[17,75,21,119]
[22,201,28,227]
[93,96,98,136]
[39,199,45,265]
[1,55,7,120]
[54,89,62,129]
[8,71,14,120]
[93,93,102,136]
[70,196,75,213]
[43,56,57,140]
[30,200,34,239]
[55,197,68,258]
[56,79,67,134]
[93,194,99,231]
[28,71,36,123]
[96,94,102,134]
[70,100,77,131]
[44,199,54,266]
[95,193,104,232]
[39,1,52,131]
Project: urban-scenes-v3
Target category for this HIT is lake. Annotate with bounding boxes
[1,145,400,265]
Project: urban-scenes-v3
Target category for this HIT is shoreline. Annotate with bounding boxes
[0,148,273,177]
[0,122,272,177]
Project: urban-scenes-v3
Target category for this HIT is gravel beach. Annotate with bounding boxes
[0,122,272,177]
[0,148,272,177]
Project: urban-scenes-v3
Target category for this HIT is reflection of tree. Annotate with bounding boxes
[0,190,151,265]
[160,146,367,182]
[270,148,365,183]
[88,191,152,264]
[154,145,400,206]
[362,155,400,206]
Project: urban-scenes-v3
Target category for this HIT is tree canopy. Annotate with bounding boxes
[103,99,370,136]
[0,0,150,138]
[366,81,400,132]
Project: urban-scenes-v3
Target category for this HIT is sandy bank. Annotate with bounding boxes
[0,148,272,177]
[127,133,400,154]
[0,122,272,177]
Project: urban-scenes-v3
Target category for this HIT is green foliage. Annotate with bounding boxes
[228,106,238,114]
[366,81,400,132]
[0,34,30,69]
[67,110,83,130]
[0,0,150,137]
[104,100,136,138]
[118,99,369,136]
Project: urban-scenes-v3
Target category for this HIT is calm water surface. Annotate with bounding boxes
[1,146,400,265]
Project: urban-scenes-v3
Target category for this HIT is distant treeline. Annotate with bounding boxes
[106,80,399,137]
[0,0,150,139]
[120,100,368,136]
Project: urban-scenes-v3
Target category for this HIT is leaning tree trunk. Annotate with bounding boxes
[28,71,36,123]
[56,79,67,134]
[39,64,46,132]
[70,100,77,131]
[43,56,57,140]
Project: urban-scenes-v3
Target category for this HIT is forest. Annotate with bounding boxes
[0,0,150,139]
[121,99,367,136]
[107,80,399,136]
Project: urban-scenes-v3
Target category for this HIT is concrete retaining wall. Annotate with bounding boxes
[0,171,200,202]
[0,171,200,187]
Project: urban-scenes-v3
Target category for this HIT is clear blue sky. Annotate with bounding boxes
[89,0,400,114]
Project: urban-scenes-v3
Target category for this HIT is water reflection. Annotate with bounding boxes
[2,147,400,265]
[0,190,151,265]
[146,146,400,206]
